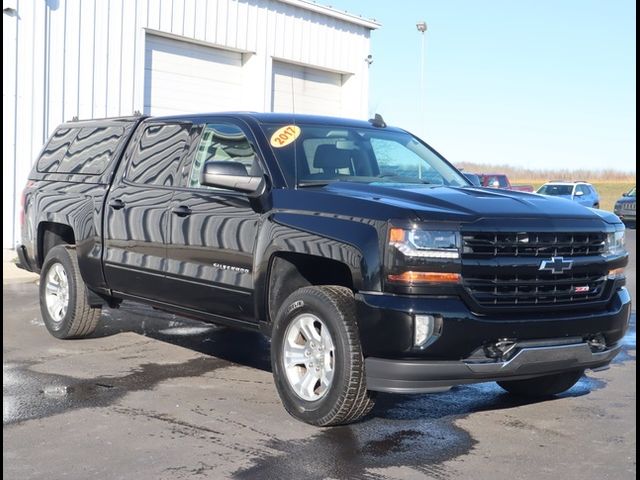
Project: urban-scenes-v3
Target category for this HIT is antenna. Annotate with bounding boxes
[291,75,298,190]
[368,113,387,128]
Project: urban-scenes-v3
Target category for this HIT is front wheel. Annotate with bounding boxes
[39,245,101,339]
[497,369,584,397]
[270,286,375,426]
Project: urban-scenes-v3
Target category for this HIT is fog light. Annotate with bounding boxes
[414,315,435,347]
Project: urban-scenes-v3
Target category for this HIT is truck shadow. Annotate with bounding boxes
[92,302,272,372]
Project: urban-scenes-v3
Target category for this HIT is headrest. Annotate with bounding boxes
[313,144,352,170]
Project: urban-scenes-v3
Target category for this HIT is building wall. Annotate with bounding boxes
[2,0,375,247]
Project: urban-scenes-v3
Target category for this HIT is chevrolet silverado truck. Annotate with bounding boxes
[17,113,631,426]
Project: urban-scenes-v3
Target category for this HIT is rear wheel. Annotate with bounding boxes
[271,286,375,426]
[39,245,101,339]
[497,369,584,397]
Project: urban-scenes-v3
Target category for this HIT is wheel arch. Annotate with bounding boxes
[253,213,384,326]
[37,221,76,268]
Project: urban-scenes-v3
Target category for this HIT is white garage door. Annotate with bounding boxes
[271,62,343,116]
[144,34,244,116]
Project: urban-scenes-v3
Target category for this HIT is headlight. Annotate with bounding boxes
[606,230,625,255]
[387,227,461,285]
[389,228,459,259]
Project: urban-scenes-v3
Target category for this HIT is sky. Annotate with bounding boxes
[326,0,636,172]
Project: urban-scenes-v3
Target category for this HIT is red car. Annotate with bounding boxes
[478,174,534,192]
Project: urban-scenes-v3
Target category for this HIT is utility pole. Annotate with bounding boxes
[416,21,427,178]
[416,21,427,133]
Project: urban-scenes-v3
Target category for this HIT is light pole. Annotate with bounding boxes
[416,21,427,135]
[416,21,427,178]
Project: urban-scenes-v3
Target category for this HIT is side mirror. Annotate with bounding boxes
[622,192,628,197]
[200,161,266,196]
[574,190,584,197]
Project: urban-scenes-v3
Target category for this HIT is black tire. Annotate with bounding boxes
[270,286,375,426]
[497,369,584,397]
[593,203,600,209]
[39,245,101,339]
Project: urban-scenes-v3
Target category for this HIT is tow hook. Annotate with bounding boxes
[587,334,607,352]
[483,338,518,360]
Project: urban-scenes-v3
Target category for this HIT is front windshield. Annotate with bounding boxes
[538,184,574,196]
[627,187,636,197]
[260,123,469,187]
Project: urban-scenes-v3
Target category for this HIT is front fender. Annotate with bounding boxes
[253,212,384,319]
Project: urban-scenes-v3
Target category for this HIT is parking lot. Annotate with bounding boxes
[3,231,636,480]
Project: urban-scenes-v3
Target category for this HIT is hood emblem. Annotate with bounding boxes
[539,256,573,274]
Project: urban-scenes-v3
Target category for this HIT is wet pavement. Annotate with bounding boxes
[3,231,636,479]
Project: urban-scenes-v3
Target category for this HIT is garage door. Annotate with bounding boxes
[144,34,243,116]
[271,61,343,116]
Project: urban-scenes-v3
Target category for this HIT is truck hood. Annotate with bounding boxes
[321,182,620,225]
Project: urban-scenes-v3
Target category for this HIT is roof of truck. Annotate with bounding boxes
[152,112,403,130]
[60,112,404,131]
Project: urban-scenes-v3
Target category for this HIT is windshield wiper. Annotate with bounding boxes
[297,181,331,188]
[376,175,432,184]
[297,178,363,187]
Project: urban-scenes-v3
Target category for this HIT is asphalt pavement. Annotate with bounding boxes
[3,231,636,480]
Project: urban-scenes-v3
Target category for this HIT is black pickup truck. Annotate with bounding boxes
[17,113,631,426]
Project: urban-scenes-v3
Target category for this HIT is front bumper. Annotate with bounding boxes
[366,340,621,393]
[356,287,631,393]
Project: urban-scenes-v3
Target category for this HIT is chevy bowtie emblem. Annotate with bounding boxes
[539,256,573,274]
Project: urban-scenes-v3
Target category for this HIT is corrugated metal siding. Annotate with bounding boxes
[2,0,372,247]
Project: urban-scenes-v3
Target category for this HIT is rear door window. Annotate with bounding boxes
[58,127,124,174]
[127,123,190,186]
[577,185,590,196]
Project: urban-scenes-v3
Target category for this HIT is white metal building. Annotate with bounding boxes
[2,0,379,248]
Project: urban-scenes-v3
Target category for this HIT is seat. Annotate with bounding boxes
[247,155,263,177]
[313,144,353,177]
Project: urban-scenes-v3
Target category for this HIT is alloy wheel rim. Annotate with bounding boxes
[45,263,69,326]
[282,313,335,401]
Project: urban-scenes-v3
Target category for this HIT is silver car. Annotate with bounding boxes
[536,181,600,208]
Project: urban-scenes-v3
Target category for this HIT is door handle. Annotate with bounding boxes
[172,205,192,217]
[108,198,125,210]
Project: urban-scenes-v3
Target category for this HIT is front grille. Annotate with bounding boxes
[462,232,607,257]
[464,271,607,307]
